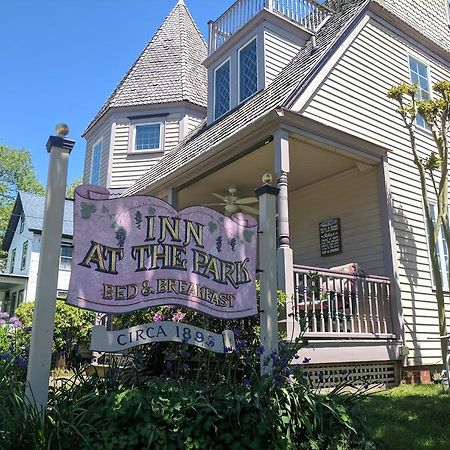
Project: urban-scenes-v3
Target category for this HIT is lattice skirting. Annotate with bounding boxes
[301,361,399,389]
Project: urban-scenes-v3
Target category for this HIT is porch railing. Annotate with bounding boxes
[208,0,332,54]
[292,265,394,338]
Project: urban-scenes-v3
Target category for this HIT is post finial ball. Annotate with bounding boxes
[262,173,273,185]
[55,123,69,137]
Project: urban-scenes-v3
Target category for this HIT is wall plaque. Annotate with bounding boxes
[319,218,342,256]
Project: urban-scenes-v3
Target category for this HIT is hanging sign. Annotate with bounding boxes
[91,322,236,354]
[67,185,258,319]
[319,218,342,256]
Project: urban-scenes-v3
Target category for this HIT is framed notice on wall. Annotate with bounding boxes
[319,218,342,257]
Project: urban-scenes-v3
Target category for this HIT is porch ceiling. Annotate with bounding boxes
[178,138,365,210]
[0,275,27,291]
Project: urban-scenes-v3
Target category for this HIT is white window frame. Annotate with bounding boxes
[19,214,25,234]
[408,55,432,130]
[426,202,449,291]
[213,58,231,121]
[60,244,73,271]
[446,0,450,25]
[129,118,165,154]
[238,36,258,104]
[10,249,16,274]
[21,240,28,271]
[90,139,103,185]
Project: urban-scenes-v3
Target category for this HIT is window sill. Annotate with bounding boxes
[128,149,164,156]
[415,125,433,138]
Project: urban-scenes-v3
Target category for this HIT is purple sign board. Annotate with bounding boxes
[67,185,258,319]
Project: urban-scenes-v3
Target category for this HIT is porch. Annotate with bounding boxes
[149,111,403,375]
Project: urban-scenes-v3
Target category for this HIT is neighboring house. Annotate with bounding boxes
[0,192,73,314]
[84,0,450,385]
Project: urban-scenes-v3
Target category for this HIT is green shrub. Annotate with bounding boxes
[15,300,94,368]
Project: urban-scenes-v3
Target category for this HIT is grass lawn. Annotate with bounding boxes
[362,384,450,450]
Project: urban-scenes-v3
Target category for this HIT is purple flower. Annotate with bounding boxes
[152,312,165,322]
[24,327,32,333]
[0,312,9,320]
[172,311,186,322]
[243,377,251,386]
[13,356,26,369]
[258,345,265,355]
[0,319,6,326]
[9,316,19,324]
[166,305,175,310]
[0,353,10,360]
[12,320,23,329]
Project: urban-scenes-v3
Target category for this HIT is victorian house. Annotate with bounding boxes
[83,0,450,385]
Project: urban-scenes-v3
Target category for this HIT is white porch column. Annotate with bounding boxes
[167,187,179,210]
[274,130,296,339]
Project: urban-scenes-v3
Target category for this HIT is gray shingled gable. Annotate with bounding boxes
[124,0,370,196]
[84,1,207,135]
[2,192,74,252]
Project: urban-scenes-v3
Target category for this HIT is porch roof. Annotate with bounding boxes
[0,273,27,291]
[123,0,370,197]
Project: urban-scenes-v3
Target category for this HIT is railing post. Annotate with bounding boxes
[208,20,214,54]
[265,0,273,12]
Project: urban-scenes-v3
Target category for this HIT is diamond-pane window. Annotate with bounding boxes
[409,57,431,129]
[135,124,161,151]
[214,60,230,120]
[239,38,258,103]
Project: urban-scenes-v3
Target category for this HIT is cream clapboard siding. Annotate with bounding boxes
[300,18,450,365]
[187,113,204,133]
[290,168,385,276]
[110,113,180,190]
[83,120,112,187]
[264,30,300,86]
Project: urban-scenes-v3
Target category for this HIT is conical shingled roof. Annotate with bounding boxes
[84,1,207,135]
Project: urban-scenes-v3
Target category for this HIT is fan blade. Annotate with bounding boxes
[240,205,259,215]
[236,197,258,205]
[212,193,227,201]
[205,203,227,206]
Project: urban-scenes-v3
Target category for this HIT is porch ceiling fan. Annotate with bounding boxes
[207,188,259,216]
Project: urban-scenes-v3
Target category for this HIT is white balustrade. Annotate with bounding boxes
[209,0,331,53]
[292,265,394,338]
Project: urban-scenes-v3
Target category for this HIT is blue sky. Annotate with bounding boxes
[0,0,232,185]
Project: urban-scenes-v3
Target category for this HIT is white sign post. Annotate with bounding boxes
[25,125,74,411]
[256,179,279,376]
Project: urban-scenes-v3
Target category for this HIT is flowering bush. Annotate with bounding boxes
[0,311,29,381]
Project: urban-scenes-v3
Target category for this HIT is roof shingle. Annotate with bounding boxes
[124,0,370,196]
[85,1,207,135]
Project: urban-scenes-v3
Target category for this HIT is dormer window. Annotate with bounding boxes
[239,37,258,103]
[214,59,231,120]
